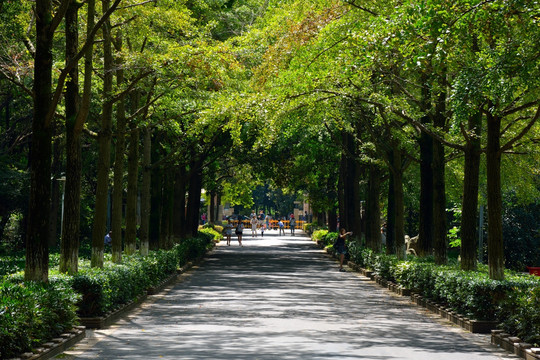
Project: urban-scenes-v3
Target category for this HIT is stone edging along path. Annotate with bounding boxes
[315,240,540,360]
[11,244,216,360]
[9,327,86,360]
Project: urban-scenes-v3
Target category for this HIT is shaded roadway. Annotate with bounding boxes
[59,230,515,360]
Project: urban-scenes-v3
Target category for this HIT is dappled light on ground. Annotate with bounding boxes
[66,232,512,360]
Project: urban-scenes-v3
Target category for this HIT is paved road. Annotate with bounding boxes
[60,231,515,359]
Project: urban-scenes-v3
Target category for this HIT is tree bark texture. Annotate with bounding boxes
[432,83,448,265]
[460,112,482,271]
[186,160,203,238]
[91,2,113,267]
[124,126,139,255]
[139,126,151,256]
[386,171,395,255]
[111,39,126,263]
[209,191,216,225]
[49,123,62,248]
[26,0,54,282]
[60,1,81,274]
[160,171,173,249]
[432,136,447,265]
[366,164,382,252]
[392,145,405,260]
[487,112,504,280]
[173,166,186,240]
[328,207,337,233]
[418,128,434,256]
[353,161,363,243]
[149,138,162,250]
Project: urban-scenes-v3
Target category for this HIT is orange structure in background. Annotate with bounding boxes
[230,219,305,230]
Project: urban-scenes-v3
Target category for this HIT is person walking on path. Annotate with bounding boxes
[265,214,270,230]
[278,218,285,236]
[224,220,233,246]
[235,221,244,246]
[250,215,258,238]
[336,228,352,271]
[289,215,296,236]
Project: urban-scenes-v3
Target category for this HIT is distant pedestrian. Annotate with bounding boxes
[104,231,112,246]
[250,215,258,237]
[260,223,265,237]
[290,215,296,236]
[336,228,352,272]
[224,219,233,246]
[235,221,244,246]
[278,219,285,236]
[265,214,270,230]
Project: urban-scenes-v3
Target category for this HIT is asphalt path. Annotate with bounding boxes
[59,230,515,360]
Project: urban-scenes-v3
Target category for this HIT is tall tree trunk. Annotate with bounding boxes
[91,0,113,267]
[26,0,55,282]
[149,136,162,250]
[139,126,151,256]
[418,127,434,256]
[460,111,482,271]
[159,171,171,249]
[328,206,338,233]
[366,164,382,252]
[111,32,126,263]
[487,112,504,280]
[417,70,434,257]
[124,126,139,255]
[209,190,216,225]
[173,166,186,241]
[149,175,163,250]
[386,171,395,255]
[186,160,203,238]
[60,1,81,274]
[353,161,363,243]
[432,136,447,265]
[338,152,346,230]
[339,132,356,233]
[392,145,405,260]
[49,122,62,248]
[159,170,172,249]
[433,76,448,265]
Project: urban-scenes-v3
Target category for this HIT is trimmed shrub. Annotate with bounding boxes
[73,237,209,317]
[312,229,328,243]
[199,227,223,242]
[346,245,540,344]
[0,277,80,358]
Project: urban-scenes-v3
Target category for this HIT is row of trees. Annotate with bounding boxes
[1,0,538,282]
[234,0,540,280]
[0,0,271,281]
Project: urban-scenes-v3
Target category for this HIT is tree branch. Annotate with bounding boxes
[499,104,540,154]
[305,36,349,71]
[45,0,123,127]
[342,0,378,16]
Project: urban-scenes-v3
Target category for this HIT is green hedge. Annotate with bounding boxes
[0,232,214,357]
[0,278,80,358]
[312,230,339,248]
[347,244,540,345]
[73,236,209,316]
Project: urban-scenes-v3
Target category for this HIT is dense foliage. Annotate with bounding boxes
[0,278,80,358]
